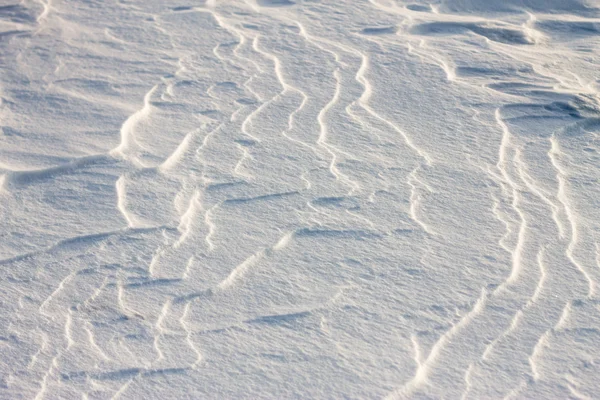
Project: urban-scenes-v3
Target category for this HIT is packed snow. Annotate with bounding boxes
[2,0,600,398]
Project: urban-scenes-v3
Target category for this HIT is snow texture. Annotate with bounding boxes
[1,0,600,398]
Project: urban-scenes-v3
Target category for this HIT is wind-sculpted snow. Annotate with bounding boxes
[2,0,600,398]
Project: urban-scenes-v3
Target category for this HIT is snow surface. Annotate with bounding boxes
[2,0,600,398]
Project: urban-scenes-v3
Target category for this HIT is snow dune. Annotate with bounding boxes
[1,0,600,398]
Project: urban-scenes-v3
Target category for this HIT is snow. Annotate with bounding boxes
[1,0,600,398]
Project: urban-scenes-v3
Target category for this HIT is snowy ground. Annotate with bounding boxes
[2,0,600,398]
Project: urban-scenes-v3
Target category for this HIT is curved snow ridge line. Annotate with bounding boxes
[160,56,189,101]
[513,147,566,239]
[36,0,52,24]
[182,256,194,280]
[211,40,234,68]
[477,124,585,388]
[493,108,528,292]
[495,145,583,384]
[110,84,159,168]
[202,204,218,252]
[345,33,434,165]
[234,35,281,144]
[548,301,571,334]
[174,190,202,249]
[525,300,574,387]
[472,250,589,394]
[64,308,75,349]
[406,40,457,82]
[181,301,203,368]
[118,124,217,238]
[148,190,215,278]
[34,351,61,400]
[0,174,7,194]
[460,363,476,400]
[218,25,266,133]
[244,34,312,150]
[206,6,264,75]
[247,28,325,159]
[216,230,294,290]
[27,330,50,371]
[565,376,592,400]
[291,28,439,232]
[262,68,311,153]
[222,18,263,74]
[194,123,225,184]
[548,134,596,298]
[152,300,171,364]
[158,129,197,173]
[354,49,433,166]
[222,54,269,180]
[289,18,384,145]
[196,7,275,156]
[233,142,254,178]
[316,68,361,194]
[215,224,381,294]
[159,123,219,180]
[288,18,383,195]
[407,168,436,235]
[84,320,111,362]
[528,330,551,382]
[253,12,382,177]
[480,247,548,363]
[386,288,488,399]
[116,272,150,323]
[38,271,76,317]
[115,175,144,229]
[292,17,433,165]
[488,184,517,256]
[216,251,264,291]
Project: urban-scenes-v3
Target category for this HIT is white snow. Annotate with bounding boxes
[2,0,600,398]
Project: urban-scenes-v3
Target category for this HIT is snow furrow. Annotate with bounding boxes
[2,0,600,398]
